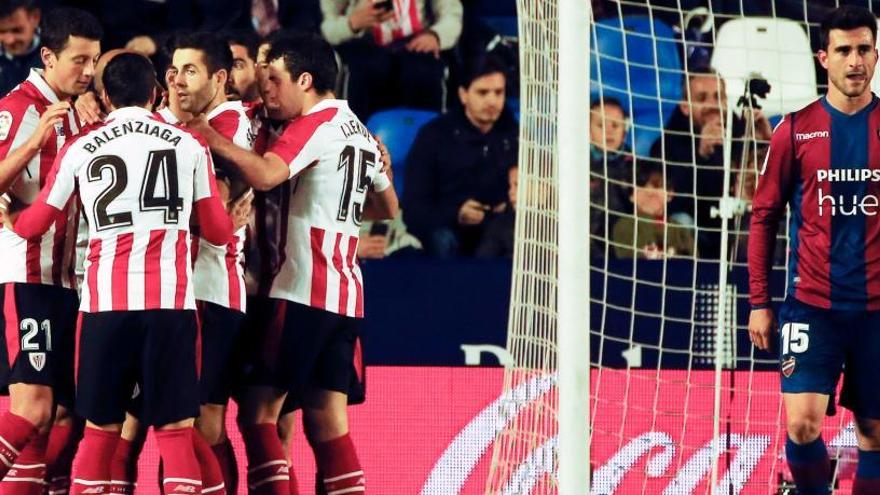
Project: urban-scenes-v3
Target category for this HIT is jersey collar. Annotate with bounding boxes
[304,98,348,115]
[107,106,154,121]
[26,68,61,104]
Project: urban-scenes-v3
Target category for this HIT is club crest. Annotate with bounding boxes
[781,356,796,378]
[29,352,45,372]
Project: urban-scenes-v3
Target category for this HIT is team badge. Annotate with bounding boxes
[29,352,45,372]
[781,356,796,377]
[0,111,13,141]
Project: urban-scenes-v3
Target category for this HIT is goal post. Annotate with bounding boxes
[557,0,591,493]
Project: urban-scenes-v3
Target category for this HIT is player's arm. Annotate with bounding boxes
[191,140,235,245]
[362,172,399,220]
[189,116,288,191]
[0,102,71,195]
[11,141,80,239]
[747,115,794,350]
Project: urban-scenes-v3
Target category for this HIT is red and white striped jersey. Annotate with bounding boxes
[265,99,391,317]
[0,69,82,288]
[38,106,221,312]
[191,100,257,312]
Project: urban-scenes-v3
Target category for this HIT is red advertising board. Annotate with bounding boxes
[0,368,864,493]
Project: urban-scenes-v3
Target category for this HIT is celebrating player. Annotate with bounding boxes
[189,33,398,495]
[749,6,880,494]
[0,7,100,493]
[11,52,233,495]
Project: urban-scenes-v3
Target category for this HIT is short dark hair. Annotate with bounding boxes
[461,53,508,89]
[0,0,37,18]
[41,7,102,54]
[591,97,628,118]
[267,33,337,94]
[632,159,673,192]
[174,31,233,74]
[820,5,877,50]
[103,53,156,108]
[225,29,260,62]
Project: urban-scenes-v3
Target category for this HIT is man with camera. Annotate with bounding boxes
[650,66,773,257]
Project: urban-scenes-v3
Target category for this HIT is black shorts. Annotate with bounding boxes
[251,300,365,405]
[197,301,246,405]
[76,309,200,427]
[0,283,78,408]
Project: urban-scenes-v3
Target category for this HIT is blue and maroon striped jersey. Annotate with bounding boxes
[749,96,880,310]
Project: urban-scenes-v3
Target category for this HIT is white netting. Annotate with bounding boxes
[487,1,873,493]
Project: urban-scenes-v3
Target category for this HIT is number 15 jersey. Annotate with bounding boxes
[38,106,222,312]
[264,99,391,318]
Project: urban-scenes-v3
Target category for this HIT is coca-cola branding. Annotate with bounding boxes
[0,368,856,494]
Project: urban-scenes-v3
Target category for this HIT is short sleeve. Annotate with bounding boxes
[38,141,81,209]
[268,107,338,178]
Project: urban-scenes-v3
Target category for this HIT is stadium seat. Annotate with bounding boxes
[591,16,683,157]
[366,108,439,195]
[711,17,818,117]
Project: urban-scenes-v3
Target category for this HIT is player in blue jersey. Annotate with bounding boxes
[749,6,880,494]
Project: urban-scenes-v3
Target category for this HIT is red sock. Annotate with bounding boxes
[155,428,201,495]
[0,412,38,479]
[109,438,135,495]
[287,464,299,495]
[313,434,364,494]
[240,424,289,495]
[211,439,238,495]
[45,424,82,495]
[193,433,225,495]
[2,430,48,495]
[70,427,119,495]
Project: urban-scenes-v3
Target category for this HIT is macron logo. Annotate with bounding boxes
[796,131,829,141]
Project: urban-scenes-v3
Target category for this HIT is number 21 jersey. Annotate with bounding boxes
[38,107,221,312]
[265,99,391,317]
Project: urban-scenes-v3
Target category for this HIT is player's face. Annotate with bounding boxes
[169,48,222,114]
[590,104,626,151]
[459,72,506,128]
[820,28,878,99]
[42,36,100,98]
[683,75,725,129]
[255,42,271,99]
[229,43,258,102]
[263,57,303,120]
[0,7,39,56]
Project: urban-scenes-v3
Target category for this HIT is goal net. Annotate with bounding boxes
[486,1,866,493]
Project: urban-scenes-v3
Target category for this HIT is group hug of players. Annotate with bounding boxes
[0,5,396,495]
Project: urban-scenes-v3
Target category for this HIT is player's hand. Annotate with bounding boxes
[748,308,776,351]
[698,116,724,159]
[376,136,393,179]
[348,0,395,32]
[458,199,489,226]
[357,234,387,259]
[406,31,441,58]
[75,91,104,125]
[26,102,70,151]
[229,189,253,231]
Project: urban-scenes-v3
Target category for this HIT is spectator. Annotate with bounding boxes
[650,66,772,257]
[476,165,517,258]
[320,0,463,119]
[590,97,634,254]
[0,0,41,96]
[612,163,695,259]
[403,53,517,257]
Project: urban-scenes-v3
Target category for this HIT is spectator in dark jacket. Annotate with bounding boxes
[404,54,517,257]
[0,0,41,96]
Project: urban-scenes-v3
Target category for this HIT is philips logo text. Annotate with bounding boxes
[796,131,829,141]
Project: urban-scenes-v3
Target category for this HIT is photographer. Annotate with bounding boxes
[650,66,772,257]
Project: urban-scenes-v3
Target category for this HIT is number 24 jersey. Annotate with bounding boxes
[38,106,222,312]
